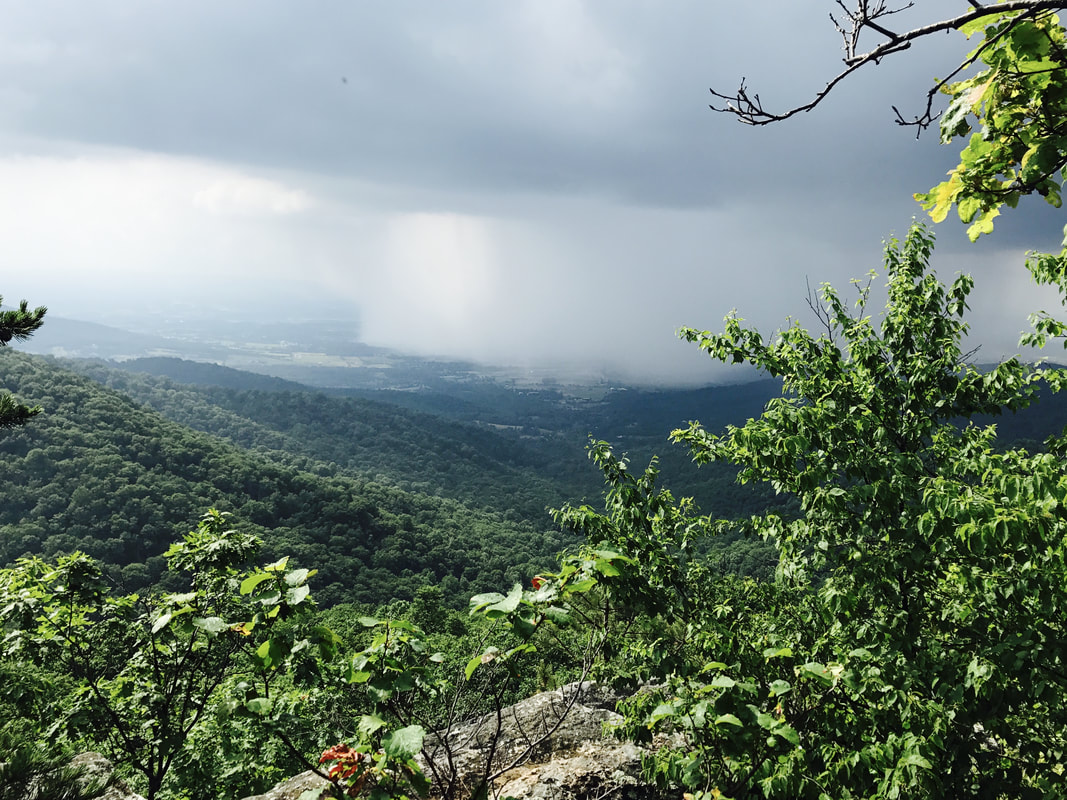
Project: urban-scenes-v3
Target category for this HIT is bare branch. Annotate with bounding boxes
[711,1,1067,126]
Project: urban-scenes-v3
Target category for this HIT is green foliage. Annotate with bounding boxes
[0,511,321,800]
[0,353,565,607]
[552,225,1067,798]
[916,8,1067,242]
[0,297,46,348]
[0,295,46,429]
[0,728,109,800]
[78,356,798,542]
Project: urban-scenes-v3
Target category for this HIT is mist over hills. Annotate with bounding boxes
[20,313,754,390]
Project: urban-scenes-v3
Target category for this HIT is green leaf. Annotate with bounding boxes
[960,15,990,38]
[255,638,287,669]
[476,584,523,619]
[468,592,504,610]
[192,616,227,634]
[245,696,272,715]
[898,752,933,769]
[649,703,676,724]
[464,654,482,681]
[966,207,1000,241]
[564,578,597,594]
[756,712,778,730]
[594,560,621,577]
[799,662,834,687]
[358,714,387,737]
[284,568,310,586]
[286,584,311,606]
[776,722,801,747]
[240,572,274,595]
[151,612,172,634]
[263,557,289,573]
[381,724,425,760]
[715,713,743,727]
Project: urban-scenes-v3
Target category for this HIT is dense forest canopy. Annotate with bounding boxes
[0,351,578,608]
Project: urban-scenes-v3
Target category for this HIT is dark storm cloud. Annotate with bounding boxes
[0,1,964,210]
[1,1,1061,382]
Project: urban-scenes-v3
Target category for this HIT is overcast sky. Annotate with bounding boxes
[1,1,1063,384]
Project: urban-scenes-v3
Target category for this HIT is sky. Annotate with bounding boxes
[1,1,1064,385]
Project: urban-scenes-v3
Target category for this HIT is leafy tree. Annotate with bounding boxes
[0,510,322,800]
[0,296,46,429]
[545,224,1067,797]
[0,295,113,800]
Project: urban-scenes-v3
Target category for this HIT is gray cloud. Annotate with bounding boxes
[0,1,1060,383]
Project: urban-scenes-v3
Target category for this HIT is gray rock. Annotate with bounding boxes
[417,682,666,800]
[238,769,330,800]
[69,753,146,800]
[246,683,668,800]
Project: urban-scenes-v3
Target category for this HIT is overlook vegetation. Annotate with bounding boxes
[7,3,1067,799]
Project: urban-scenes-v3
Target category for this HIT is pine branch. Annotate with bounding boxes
[0,295,47,345]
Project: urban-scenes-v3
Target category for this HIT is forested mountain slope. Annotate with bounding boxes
[95,357,799,522]
[74,355,1067,581]
[0,350,570,607]
[72,357,793,578]
[72,358,601,525]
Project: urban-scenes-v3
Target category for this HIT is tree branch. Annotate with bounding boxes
[711,1,1067,126]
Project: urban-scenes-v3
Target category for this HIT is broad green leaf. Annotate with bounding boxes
[286,584,311,606]
[776,722,801,747]
[192,616,227,634]
[245,696,272,715]
[468,592,504,611]
[564,578,597,594]
[966,207,1000,241]
[960,16,990,37]
[799,662,834,687]
[594,560,621,577]
[382,724,425,760]
[358,714,387,736]
[756,712,778,730]
[466,646,502,680]
[284,568,310,586]
[715,714,743,727]
[763,646,793,660]
[483,584,522,617]
[464,654,482,681]
[649,702,676,724]
[898,753,932,769]
[240,572,274,595]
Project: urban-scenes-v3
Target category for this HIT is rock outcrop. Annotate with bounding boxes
[239,769,331,800]
[69,753,146,800]
[66,684,665,800]
[239,682,667,800]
